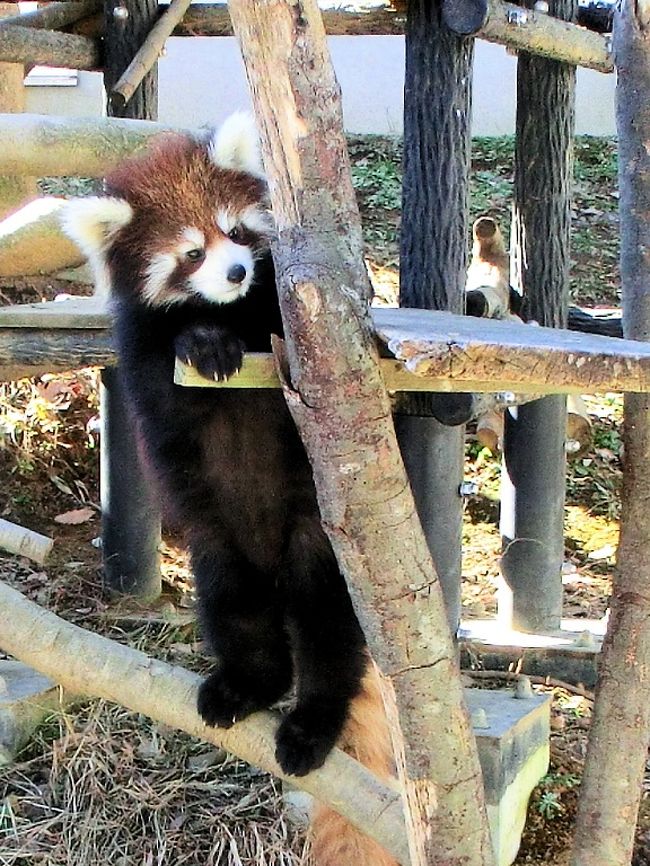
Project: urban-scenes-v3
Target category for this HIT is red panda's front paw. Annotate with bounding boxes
[275,705,343,777]
[175,324,245,382]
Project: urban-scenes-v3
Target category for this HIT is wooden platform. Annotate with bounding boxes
[2,296,650,394]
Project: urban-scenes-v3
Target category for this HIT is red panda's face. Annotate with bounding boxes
[61,114,273,307]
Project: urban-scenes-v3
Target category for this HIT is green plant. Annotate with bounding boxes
[538,790,563,819]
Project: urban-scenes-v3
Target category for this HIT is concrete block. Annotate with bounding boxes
[466,687,551,866]
[0,660,64,765]
[283,685,550,866]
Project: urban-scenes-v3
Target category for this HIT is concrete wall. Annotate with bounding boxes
[24,35,617,137]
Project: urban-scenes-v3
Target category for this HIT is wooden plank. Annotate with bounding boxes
[373,307,650,393]
[0,296,110,329]
[4,300,650,393]
[0,328,113,381]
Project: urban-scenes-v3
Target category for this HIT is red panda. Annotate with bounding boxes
[62,113,397,866]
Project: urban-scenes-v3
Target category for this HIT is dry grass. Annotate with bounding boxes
[0,701,307,866]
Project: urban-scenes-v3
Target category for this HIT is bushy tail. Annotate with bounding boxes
[310,658,399,866]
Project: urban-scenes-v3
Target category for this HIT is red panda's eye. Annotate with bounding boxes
[185,248,204,263]
[228,226,243,243]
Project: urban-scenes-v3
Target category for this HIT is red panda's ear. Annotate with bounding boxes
[60,196,133,298]
[60,196,133,255]
[208,112,264,177]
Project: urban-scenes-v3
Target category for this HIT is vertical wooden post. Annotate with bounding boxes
[500,0,576,632]
[572,0,650,862]
[0,3,36,219]
[396,0,475,635]
[100,0,161,599]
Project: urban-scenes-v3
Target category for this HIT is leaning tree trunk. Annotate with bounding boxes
[500,0,576,633]
[227,3,495,866]
[396,0,475,636]
[571,2,650,863]
[101,0,162,600]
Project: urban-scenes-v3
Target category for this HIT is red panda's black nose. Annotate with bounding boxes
[227,264,247,284]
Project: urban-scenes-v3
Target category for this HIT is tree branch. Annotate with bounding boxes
[0,197,84,278]
[110,0,193,112]
[0,1,101,33]
[0,114,180,177]
[0,580,408,864]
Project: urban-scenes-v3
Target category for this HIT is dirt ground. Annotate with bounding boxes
[0,136,643,865]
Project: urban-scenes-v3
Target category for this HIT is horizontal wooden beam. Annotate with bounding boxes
[2,300,648,393]
[0,23,99,69]
[481,0,612,72]
[0,328,113,382]
[0,1,101,33]
[0,0,611,72]
[172,3,406,36]
[0,114,179,178]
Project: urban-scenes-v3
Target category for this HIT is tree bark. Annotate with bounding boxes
[0,580,408,862]
[571,1,650,862]
[227,3,495,865]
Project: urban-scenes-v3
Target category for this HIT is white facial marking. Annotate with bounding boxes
[188,239,255,305]
[142,251,180,307]
[216,209,235,235]
[178,226,205,253]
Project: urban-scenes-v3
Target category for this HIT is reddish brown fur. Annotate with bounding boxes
[104,134,269,304]
[311,659,399,866]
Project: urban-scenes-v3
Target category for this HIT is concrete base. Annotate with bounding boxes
[0,660,65,765]
[466,687,551,866]
[460,617,605,687]
[282,686,550,866]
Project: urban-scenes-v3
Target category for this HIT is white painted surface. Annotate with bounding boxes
[24,35,617,137]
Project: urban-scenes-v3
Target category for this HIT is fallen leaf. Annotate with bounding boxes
[54,507,95,525]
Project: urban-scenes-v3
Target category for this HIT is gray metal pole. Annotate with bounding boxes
[100,368,161,598]
[499,0,576,632]
[398,0,474,636]
[101,0,161,598]
[499,399,565,631]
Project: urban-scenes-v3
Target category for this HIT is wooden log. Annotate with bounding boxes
[480,0,611,72]
[0,197,84,278]
[0,579,408,863]
[0,24,99,69]
[110,0,193,112]
[0,328,114,382]
[0,1,101,33]
[102,0,162,602]
[373,308,650,394]
[0,518,53,564]
[0,114,179,178]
